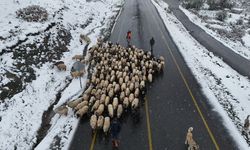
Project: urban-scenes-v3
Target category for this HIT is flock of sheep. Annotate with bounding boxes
[55,41,165,134]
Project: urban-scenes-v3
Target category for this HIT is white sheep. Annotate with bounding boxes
[104,96,110,106]
[113,97,119,110]
[129,82,134,92]
[103,117,110,134]
[100,94,106,104]
[67,97,82,108]
[76,105,89,118]
[90,114,97,130]
[148,73,153,82]
[117,104,123,118]
[97,116,104,129]
[95,104,105,116]
[131,98,139,110]
[125,88,130,97]
[134,88,140,98]
[123,97,129,108]
[121,83,126,91]
[75,101,88,110]
[91,100,100,112]
[108,104,114,118]
[140,80,145,89]
[120,91,125,101]
[54,106,68,116]
[129,93,135,103]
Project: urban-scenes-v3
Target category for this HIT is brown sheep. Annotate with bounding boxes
[57,63,66,71]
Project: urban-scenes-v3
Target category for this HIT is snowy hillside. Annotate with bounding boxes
[0,0,123,149]
[180,0,250,60]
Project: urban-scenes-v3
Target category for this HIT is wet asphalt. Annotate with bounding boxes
[69,0,239,149]
[165,0,250,79]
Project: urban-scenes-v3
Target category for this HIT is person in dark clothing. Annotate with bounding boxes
[150,37,155,55]
[110,118,121,148]
[126,31,132,47]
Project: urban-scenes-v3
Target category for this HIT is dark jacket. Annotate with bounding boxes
[111,120,121,138]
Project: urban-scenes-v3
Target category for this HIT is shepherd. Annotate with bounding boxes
[110,118,121,148]
[150,37,155,56]
[126,31,132,47]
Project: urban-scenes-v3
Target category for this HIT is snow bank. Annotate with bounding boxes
[179,6,250,60]
[152,0,250,149]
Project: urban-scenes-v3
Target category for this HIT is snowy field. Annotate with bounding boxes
[152,0,250,149]
[179,2,250,60]
[0,0,123,149]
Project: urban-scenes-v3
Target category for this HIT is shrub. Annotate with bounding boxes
[216,11,227,22]
[16,5,48,22]
[183,0,203,10]
[208,0,234,10]
[236,18,243,25]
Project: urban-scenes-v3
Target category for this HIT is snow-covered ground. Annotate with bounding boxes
[179,4,250,60]
[0,0,123,149]
[152,0,250,149]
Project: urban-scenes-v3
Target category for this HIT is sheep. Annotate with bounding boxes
[121,83,126,91]
[76,105,89,118]
[129,82,135,92]
[100,94,106,104]
[120,91,125,101]
[131,98,139,110]
[72,55,83,61]
[125,76,129,83]
[75,101,88,110]
[114,84,120,93]
[125,88,130,97]
[134,88,140,98]
[134,81,140,89]
[129,93,135,103]
[119,77,123,85]
[117,104,123,118]
[159,56,165,62]
[90,114,97,130]
[148,73,153,82]
[97,116,104,129]
[82,93,89,101]
[108,88,114,98]
[105,96,110,106]
[57,63,66,71]
[107,84,113,92]
[54,106,68,116]
[95,104,104,116]
[140,80,145,89]
[108,104,114,118]
[123,97,129,108]
[84,85,93,95]
[103,117,110,133]
[67,97,82,108]
[113,97,119,110]
[89,96,95,106]
[91,100,100,112]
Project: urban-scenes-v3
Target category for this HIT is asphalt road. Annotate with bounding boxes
[69,0,239,149]
[165,0,250,79]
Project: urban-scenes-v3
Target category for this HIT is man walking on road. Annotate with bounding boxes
[150,37,155,56]
[126,31,132,47]
[111,118,121,148]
